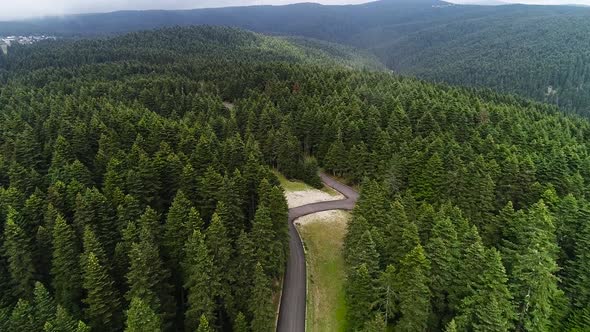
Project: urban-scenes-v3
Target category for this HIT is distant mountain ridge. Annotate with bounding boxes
[3,0,590,114]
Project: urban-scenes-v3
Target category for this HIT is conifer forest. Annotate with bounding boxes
[0,22,589,332]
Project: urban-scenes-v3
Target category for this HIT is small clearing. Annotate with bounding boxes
[285,190,344,209]
[275,171,344,208]
[297,211,350,332]
[222,102,235,110]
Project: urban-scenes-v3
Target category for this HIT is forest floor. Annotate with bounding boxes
[297,211,350,332]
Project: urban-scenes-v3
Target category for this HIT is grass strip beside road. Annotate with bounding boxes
[297,211,350,332]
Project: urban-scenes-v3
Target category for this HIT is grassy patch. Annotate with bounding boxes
[274,170,313,192]
[274,170,343,196]
[297,211,350,332]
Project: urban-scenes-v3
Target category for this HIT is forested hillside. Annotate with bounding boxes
[3,0,590,114]
[1,25,590,332]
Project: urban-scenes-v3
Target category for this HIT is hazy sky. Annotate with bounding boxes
[1,0,589,20]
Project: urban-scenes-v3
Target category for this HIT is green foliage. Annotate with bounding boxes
[183,229,215,331]
[51,214,82,315]
[1,24,590,331]
[395,245,431,332]
[82,253,122,331]
[124,297,161,332]
[4,208,35,299]
[249,263,274,332]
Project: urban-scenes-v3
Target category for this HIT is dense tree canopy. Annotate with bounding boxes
[0,25,590,332]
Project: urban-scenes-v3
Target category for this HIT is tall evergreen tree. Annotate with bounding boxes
[183,229,215,331]
[125,223,174,325]
[249,263,274,332]
[347,263,377,330]
[51,214,82,315]
[33,282,57,331]
[395,245,431,332]
[82,252,122,331]
[124,297,161,332]
[4,207,35,299]
[425,218,459,328]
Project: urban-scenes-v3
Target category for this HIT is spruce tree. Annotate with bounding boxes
[250,263,274,332]
[206,212,233,317]
[9,299,35,332]
[444,319,458,332]
[425,217,459,328]
[507,201,564,331]
[197,314,213,332]
[378,264,398,324]
[163,190,193,271]
[43,306,78,332]
[82,252,122,331]
[347,263,377,330]
[183,229,215,331]
[125,224,174,324]
[251,204,279,276]
[347,230,380,276]
[234,312,248,332]
[124,297,161,332]
[33,282,57,331]
[51,214,82,315]
[395,245,431,332]
[4,207,35,299]
[362,313,387,332]
[455,248,515,331]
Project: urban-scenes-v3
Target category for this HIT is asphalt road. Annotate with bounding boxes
[276,173,359,332]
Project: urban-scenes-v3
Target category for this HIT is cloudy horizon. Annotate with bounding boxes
[1,0,589,21]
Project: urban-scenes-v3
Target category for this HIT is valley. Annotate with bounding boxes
[0,2,590,331]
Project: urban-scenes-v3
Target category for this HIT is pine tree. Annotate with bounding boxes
[395,245,431,332]
[4,207,35,299]
[250,263,274,332]
[124,297,161,332]
[82,252,122,331]
[51,214,82,315]
[183,229,215,331]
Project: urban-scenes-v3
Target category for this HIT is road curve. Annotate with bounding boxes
[276,173,359,332]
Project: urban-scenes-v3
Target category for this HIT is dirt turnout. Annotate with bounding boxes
[285,189,344,209]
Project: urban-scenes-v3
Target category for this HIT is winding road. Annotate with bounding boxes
[276,173,359,332]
